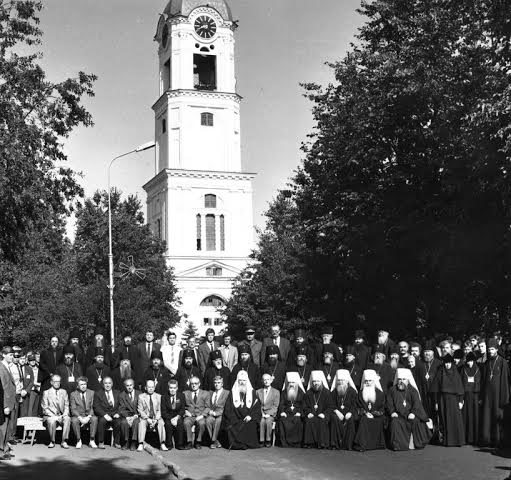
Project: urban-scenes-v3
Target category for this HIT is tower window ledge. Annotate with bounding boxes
[194,83,217,91]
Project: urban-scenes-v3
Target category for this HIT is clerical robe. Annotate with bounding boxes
[368,363,394,394]
[461,363,481,445]
[222,391,261,450]
[422,358,442,419]
[431,367,465,446]
[320,362,340,390]
[302,388,332,448]
[261,361,286,392]
[202,365,230,392]
[343,363,363,390]
[277,391,304,448]
[329,387,358,450]
[480,355,510,447]
[229,363,261,390]
[386,386,431,451]
[353,388,386,451]
[286,365,312,391]
[175,366,202,392]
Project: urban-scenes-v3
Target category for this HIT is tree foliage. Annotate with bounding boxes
[226,0,511,339]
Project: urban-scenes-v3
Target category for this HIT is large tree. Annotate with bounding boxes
[227,0,511,339]
[0,0,96,262]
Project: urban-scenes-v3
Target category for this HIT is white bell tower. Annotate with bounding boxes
[144,0,255,336]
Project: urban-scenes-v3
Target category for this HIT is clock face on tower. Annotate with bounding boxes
[194,15,217,39]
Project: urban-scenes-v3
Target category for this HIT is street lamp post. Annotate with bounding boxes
[108,141,156,352]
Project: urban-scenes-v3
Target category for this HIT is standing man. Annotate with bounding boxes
[6,349,23,443]
[261,344,286,392]
[93,377,121,449]
[56,345,83,396]
[198,328,220,376]
[41,374,70,449]
[161,331,181,378]
[230,344,261,390]
[85,327,112,369]
[142,351,171,395]
[161,379,185,450]
[112,332,140,380]
[175,349,201,392]
[137,380,167,451]
[314,326,342,366]
[203,350,230,392]
[18,354,34,418]
[261,324,290,365]
[136,330,161,376]
[219,333,238,371]
[67,329,86,371]
[0,348,16,459]
[238,325,262,367]
[69,377,98,449]
[26,354,41,417]
[205,376,229,449]
[119,378,140,451]
[39,336,63,391]
[85,348,112,392]
[183,376,210,449]
[257,373,280,447]
[353,330,371,370]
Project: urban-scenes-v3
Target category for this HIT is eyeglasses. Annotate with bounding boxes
[190,382,200,386]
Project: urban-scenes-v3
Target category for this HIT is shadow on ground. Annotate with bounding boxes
[0,457,168,480]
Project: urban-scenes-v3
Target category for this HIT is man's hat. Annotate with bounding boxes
[345,345,356,356]
[321,326,333,335]
[453,349,464,360]
[182,348,195,359]
[94,325,105,337]
[423,339,437,352]
[266,344,280,358]
[322,344,336,356]
[442,353,454,363]
[63,345,75,355]
[354,329,366,340]
[121,331,132,339]
[465,352,477,362]
[210,349,222,361]
[150,350,163,361]
[389,344,400,355]
[68,328,80,340]
[238,344,251,355]
[27,354,36,362]
[245,325,256,334]
[94,347,105,357]
[295,345,308,356]
[294,328,307,338]
[119,350,132,362]
[488,338,499,349]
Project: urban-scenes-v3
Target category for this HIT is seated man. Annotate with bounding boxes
[41,374,70,449]
[277,372,304,448]
[387,368,432,451]
[303,370,331,449]
[205,376,229,449]
[137,380,167,451]
[162,379,186,450]
[70,376,98,448]
[353,369,386,451]
[183,376,210,449]
[256,373,280,447]
[223,370,261,450]
[119,378,140,450]
[93,376,121,449]
[329,369,358,450]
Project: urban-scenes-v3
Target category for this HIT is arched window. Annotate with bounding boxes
[204,194,216,208]
[196,214,202,251]
[220,214,225,251]
[200,295,226,307]
[206,214,216,251]
[201,112,214,126]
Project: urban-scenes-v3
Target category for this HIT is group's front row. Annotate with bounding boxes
[40,365,437,452]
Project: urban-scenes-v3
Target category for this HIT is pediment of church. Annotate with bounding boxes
[175,260,242,278]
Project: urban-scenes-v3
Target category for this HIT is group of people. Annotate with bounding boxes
[0,323,508,460]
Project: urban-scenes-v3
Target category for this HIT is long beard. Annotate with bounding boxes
[287,389,297,401]
[362,386,376,404]
[336,384,348,396]
[238,386,247,394]
[378,334,388,345]
[240,359,250,367]
[120,365,131,378]
[268,357,277,366]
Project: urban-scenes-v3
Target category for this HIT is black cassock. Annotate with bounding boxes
[229,363,261,390]
[277,390,304,448]
[480,355,510,447]
[422,358,442,419]
[353,388,386,451]
[431,366,465,446]
[386,386,432,451]
[368,363,394,394]
[202,366,230,392]
[320,363,340,390]
[302,387,332,448]
[222,390,262,450]
[329,387,358,450]
[461,363,481,445]
[343,363,363,390]
[261,361,286,392]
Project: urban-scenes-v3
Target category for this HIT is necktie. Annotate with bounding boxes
[170,346,175,365]
[223,347,228,362]
[146,343,151,358]
[273,338,277,345]
[171,395,175,408]
[209,343,213,351]
[131,392,134,403]
[149,395,155,418]
[193,392,197,404]
[82,392,86,409]
[212,392,217,406]
[108,392,113,407]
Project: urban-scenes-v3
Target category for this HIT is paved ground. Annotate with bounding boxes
[0,443,509,480]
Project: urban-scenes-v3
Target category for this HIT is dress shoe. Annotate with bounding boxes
[215,441,222,449]
[114,444,121,449]
[160,443,168,451]
[265,441,271,448]
[259,442,264,448]
[8,440,17,446]
[130,442,137,451]
[121,444,128,451]
[210,442,217,449]
[48,442,55,448]
[89,440,98,449]
[137,443,144,452]
[61,441,70,449]
[183,442,192,450]
[194,442,202,450]
[98,443,105,450]
[76,440,82,449]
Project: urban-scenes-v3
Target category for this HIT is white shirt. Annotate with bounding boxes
[161,344,181,375]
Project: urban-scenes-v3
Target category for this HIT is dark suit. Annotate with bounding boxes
[39,347,63,390]
[19,365,35,417]
[136,342,161,376]
[197,342,220,375]
[119,390,140,443]
[70,389,97,440]
[0,362,16,453]
[93,389,121,444]
[161,391,186,448]
[261,337,291,365]
[183,389,211,443]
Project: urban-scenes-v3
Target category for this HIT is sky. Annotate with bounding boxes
[37,0,364,236]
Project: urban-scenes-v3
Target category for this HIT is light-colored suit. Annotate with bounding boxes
[256,386,280,442]
[205,388,229,442]
[0,362,16,452]
[70,389,97,440]
[183,389,211,443]
[137,392,165,444]
[41,387,70,442]
[219,345,238,371]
